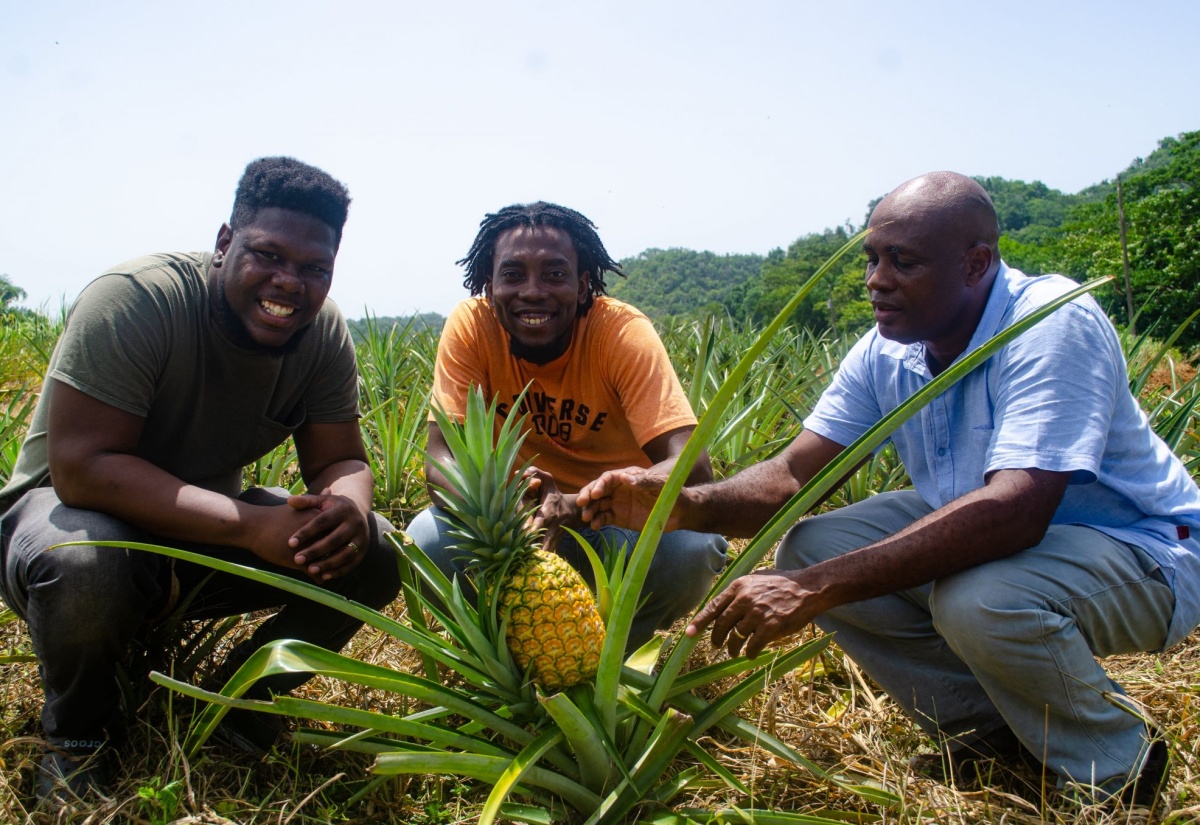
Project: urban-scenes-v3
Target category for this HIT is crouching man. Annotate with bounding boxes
[580,172,1200,809]
[0,157,401,803]
[406,201,727,647]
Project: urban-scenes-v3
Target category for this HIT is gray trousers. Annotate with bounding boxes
[0,487,401,748]
[777,490,1176,789]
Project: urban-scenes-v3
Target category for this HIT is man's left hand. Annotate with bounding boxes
[686,570,819,659]
[286,488,370,581]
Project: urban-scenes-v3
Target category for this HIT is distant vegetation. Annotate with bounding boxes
[5,131,1197,349]
[606,130,1200,347]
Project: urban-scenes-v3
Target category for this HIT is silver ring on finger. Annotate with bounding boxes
[347,541,360,554]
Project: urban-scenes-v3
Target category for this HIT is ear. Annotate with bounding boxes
[577,272,590,305]
[964,243,995,286]
[214,223,234,263]
[484,279,493,302]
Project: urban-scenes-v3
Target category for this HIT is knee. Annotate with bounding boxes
[402,507,464,578]
[930,571,1036,657]
[776,519,826,570]
[28,544,162,642]
[643,531,727,612]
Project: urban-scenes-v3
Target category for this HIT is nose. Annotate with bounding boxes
[865,261,894,293]
[271,263,303,292]
[517,276,549,300]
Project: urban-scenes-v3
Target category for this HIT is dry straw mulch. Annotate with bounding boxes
[1,595,1197,824]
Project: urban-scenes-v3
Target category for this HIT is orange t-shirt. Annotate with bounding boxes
[431,296,697,493]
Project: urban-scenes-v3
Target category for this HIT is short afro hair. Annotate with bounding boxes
[457,201,624,313]
[229,156,351,247]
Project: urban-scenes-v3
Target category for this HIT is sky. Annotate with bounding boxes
[2,0,1197,320]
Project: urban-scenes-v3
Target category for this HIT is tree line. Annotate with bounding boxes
[4,131,1196,347]
[608,130,1200,347]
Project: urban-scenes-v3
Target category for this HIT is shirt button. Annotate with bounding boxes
[937,448,946,457]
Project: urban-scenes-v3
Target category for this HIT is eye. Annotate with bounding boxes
[304,264,332,278]
[256,249,281,263]
[545,269,567,282]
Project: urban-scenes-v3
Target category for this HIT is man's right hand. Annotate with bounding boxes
[577,466,683,532]
[248,503,351,581]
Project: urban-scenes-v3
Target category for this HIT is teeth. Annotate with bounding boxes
[521,314,551,326]
[261,300,295,318]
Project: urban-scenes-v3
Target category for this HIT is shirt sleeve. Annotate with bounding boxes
[602,312,696,448]
[803,334,882,447]
[430,301,488,422]
[985,299,1120,482]
[301,306,361,423]
[49,274,171,417]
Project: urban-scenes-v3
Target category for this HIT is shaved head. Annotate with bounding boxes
[871,172,1001,269]
[862,172,1004,373]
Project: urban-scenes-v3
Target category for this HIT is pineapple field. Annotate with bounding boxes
[1,287,1200,824]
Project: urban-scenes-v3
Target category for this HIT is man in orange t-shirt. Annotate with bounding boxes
[407,201,727,646]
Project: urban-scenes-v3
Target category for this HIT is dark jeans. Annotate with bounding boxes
[0,487,401,748]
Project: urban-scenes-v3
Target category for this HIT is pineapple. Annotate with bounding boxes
[428,387,605,691]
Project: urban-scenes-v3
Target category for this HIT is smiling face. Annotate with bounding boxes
[486,225,589,364]
[211,206,338,352]
[863,175,998,372]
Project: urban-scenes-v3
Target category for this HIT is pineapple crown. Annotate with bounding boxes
[426,386,543,577]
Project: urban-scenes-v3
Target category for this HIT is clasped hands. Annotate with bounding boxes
[256,488,369,582]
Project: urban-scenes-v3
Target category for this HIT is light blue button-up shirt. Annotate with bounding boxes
[806,262,1200,647]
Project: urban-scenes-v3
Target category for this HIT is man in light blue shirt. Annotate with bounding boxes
[578,171,1200,808]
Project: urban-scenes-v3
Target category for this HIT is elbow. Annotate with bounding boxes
[50,466,94,510]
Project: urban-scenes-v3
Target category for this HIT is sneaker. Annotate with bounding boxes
[36,744,111,805]
[909,726,1044,787]
[211,707,287,754]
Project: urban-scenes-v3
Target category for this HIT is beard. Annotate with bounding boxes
[215,286,312,356]
[508,330,573,365]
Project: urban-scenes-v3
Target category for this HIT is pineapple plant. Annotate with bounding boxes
[426,387,606,691]
[92,231,1111,823]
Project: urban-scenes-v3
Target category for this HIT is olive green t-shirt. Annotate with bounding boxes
[0,252,359,513]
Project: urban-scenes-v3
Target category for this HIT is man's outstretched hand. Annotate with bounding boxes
[685,570,820,659]
[576,466,678,531]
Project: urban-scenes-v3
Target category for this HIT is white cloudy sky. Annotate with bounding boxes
[2,0,1196,319]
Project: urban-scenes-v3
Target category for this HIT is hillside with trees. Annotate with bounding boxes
[609,130,1200,346]
[607,248,764,318]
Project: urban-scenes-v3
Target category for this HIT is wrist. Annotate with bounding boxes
[676,486,705,532]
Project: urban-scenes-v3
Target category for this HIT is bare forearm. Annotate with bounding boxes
[645,452,714,489]
[797,470,1064,610]
[54,453,264,550]
[308,459,374,515]
[681,454,803,537]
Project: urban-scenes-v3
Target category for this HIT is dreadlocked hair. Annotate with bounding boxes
[457,201,624,314]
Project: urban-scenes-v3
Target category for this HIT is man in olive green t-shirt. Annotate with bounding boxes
[0,157,400,804]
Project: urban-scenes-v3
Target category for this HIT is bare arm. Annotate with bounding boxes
[533,424,716,535]
[423,420,454,510]
[47,379,367,580]
[689,467,1070,658]
[641,425,713,486]
[578,428,846,537]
